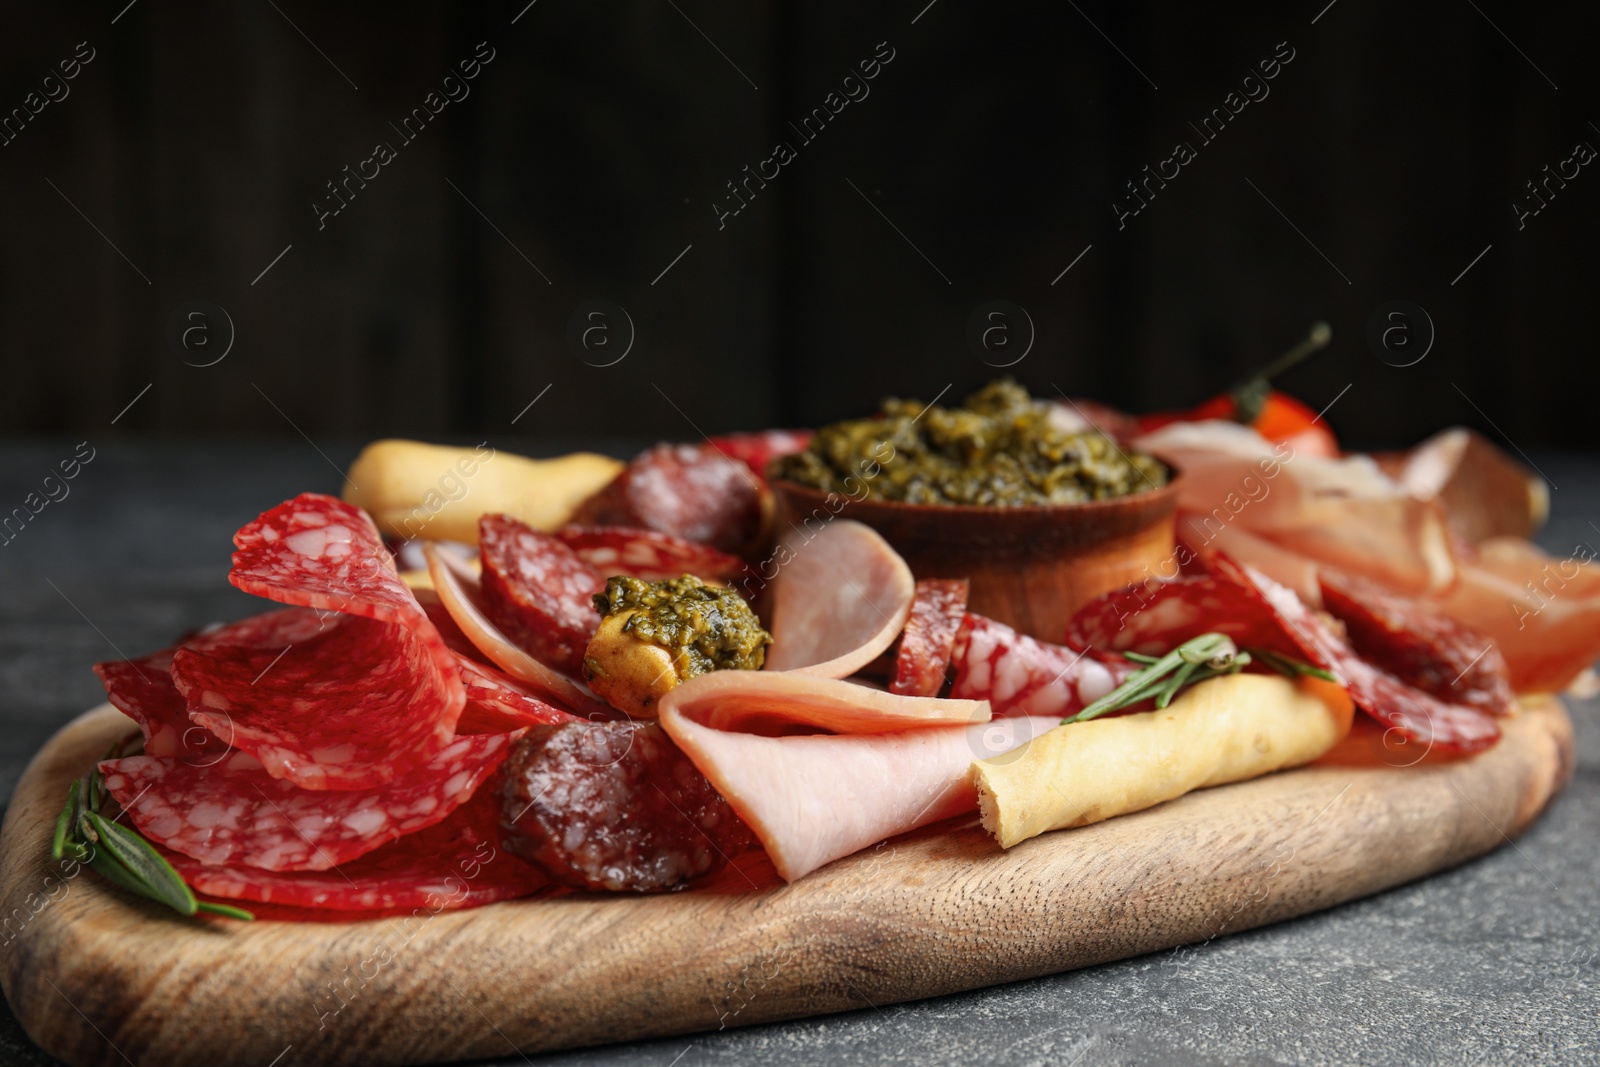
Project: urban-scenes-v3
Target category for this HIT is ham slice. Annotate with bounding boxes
[1429,537,1600,693]
[658,669,989,737]
[1394,428,1548,545]
[762,519,916,677]
[1135,420,1456,595]
[660,676,1046,881]
[424,542,610,717]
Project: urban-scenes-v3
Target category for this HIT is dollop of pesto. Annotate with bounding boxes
[594,575,771,679]
[773,378,1168,506]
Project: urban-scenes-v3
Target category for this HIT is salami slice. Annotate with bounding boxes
[171,608,460,791]
[478,514,604,676]
[1066,554,1501,754]
[891,579,970,697]
[163,785,547,913]
[704,430,813,478]
[199,494,465,786]
[101,728,523,872]
[1319,571,1514,717]
[455,655,582,734]
[950,614,1133,717]
[94,650,227,761]
[500,719,753,892]
[554,525,746,584]
[571,443,768,555]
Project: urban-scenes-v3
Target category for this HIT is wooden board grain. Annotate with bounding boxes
[0,698,1575,1067]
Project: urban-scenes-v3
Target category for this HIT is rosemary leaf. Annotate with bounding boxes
[1122,651,1162,665]
[196,901,256,921]
[51,781,79,861]
[1155,660,1200,709]
[84,812,198,917]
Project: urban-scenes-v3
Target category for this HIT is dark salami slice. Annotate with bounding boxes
[477,514,604,676]
[571,443,768,555]
[101,728,523,872]
[890,579,970,697]
[704,430,813,478]
[1320,571,1514,717]
[1064,572,1298,658]
[554,525,745,584]
[171,608,462,791]
[94,650,227,761]
[500,720,753,892]
[950,613,1134,717]
[163,784,546,913]
[455,654,582,734]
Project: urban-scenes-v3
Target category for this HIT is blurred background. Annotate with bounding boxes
[1,0,1596,450]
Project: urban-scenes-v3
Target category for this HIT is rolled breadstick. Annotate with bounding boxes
[971,673,1354,849]
[343,439,623,543]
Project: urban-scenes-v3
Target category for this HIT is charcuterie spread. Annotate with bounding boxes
[48,377,1595,926]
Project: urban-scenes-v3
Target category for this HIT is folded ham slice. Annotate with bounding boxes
[660,673,1046,881]
[425,542,611,717]
[660,669,988,736]
[762,519,916,677]
[1136,420,1456,596]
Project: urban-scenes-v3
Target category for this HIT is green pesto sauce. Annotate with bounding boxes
[772,378,1168,506]
[595,574,771,679]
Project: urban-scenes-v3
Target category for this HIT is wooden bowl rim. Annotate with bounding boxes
[767,466,1184,519]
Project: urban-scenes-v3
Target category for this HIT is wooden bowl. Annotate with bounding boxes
[770,473,1182,642]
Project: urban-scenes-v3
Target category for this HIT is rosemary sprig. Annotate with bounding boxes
[51,736,254,922]
[1064,632,1335,725]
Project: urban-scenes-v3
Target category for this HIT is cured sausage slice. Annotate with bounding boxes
[571,443,768,555]
[704,429,813,477]
[1064,554,1502,753]
[554,525,746,584]
[1319,570,1514,717]
[193,494,466,787]
[94,650,227,761]
[499,720,752,892]
[890,579,970,697]
[171,608,459,791]
[163,785,546,913]
[950,614,1132,717]
[424,543,612,716]
[100,728,523,872]
[455,655,581,734]
[477,514,604,677]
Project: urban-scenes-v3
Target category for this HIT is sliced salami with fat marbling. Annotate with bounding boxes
[188,494,466,788]
[101,728,523,872]
[891,579,970,697]
[478,514,604,677]
[94,649,227,761]
[571,443,768,555]
[554,525,746,584]
[949,614,1132,717]
[164,784,546,912]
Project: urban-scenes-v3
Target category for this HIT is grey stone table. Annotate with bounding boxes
[1,441,1595,1067]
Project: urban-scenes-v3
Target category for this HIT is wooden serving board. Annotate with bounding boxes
[0,699,1575,1067]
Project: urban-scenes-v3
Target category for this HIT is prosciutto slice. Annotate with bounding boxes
[425,542,611,716]
[1135,420,1456,595]
[660,680,1048,882]
[1430,537,1600,693]
[762,519,916,677]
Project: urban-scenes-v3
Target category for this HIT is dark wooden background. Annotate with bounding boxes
[1,1,1595,450]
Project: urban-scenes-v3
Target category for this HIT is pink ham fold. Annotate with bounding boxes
[762,519,915,677]
[659,670,1047,882]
